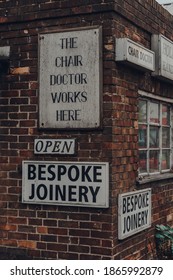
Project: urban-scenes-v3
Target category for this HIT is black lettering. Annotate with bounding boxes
[37,184,47,200]
[68,165,80,182]
[35,140,43,152]
[56,110,81,121]
[61,141,73,153]
[122,197,126,214]
[43,141,52,152]
[79,186,89,202]
[89,186,100,203]
[50,73,87,86]
[55,185,66,201]
[38,164,46,180]
[29,184,35,199]
[28,164,36,180]
[93,166,102,182]
[47,165,56,181]
[55,55,83,67]
[52,141,61,153]
[57,165,66,180]
[81,166,92,182]
[60,37,78,49]
[68,185,77,201]
[49,184,53,200]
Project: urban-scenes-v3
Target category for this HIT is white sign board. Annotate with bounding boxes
[22,161,109,208]
[39,27,102,129]
[152,34,173,82]
[118,189,151,240]
[34,139,76,155]
[116,38,155,72]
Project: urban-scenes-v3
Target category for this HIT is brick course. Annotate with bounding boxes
[0,0,173,259]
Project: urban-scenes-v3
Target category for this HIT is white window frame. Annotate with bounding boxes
[138,90,173,177]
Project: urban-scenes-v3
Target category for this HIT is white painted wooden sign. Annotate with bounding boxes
[39,27,102,129]
[118,189,151,239]
[22,161,109,208]
[34,139,76,155]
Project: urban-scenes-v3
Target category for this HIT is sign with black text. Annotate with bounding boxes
[34,139,76,155]
[118,189,151,239]
[22,161,109,208]
[39,27,102,129]
[152,34,173,82]
[116,38,155,72]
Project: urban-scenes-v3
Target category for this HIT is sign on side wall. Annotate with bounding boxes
[151,34,173,82]
[22,161,109,208]
[39,26,102,129]
[116,38,155,72]
[118,189,151,240]
[34,139,76,155]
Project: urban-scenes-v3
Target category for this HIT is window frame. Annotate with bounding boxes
[138,94,173,177]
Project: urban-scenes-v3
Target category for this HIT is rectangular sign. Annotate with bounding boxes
[34,139,76,155]
[118,189,151,240]
[22,161,109,208]
[152,34,173,82]
[39,26,102,129]
[116,38,155,72]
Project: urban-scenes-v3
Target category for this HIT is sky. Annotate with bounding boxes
[156,0,172,4]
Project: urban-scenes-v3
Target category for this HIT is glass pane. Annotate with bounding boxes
[150,102,159,124]
[139,100,147,122]
[149,150,159,173]
[139,124,147,148]
[149,126,159,148]
[139,150,147,173]
[162,127,170,148]
[161,150,170,170]
[162,105,170,125]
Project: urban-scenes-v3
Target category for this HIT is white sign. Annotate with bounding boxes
[34,139,76,155]
[118,189,151,240]
[22,161,109,208]
[39,27,102,129]
[152,34,173,82]
[116,38,155,72]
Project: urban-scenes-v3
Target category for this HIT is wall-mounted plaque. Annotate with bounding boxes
[39,27,102,129]
[34,139,76,155]
[116,38,155,72]
[118,189,151,240]
[22,161,109,208]
[152,34,173,82]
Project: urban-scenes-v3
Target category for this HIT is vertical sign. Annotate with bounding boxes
[118,189,151,240]
[39,27,102,129]
[152,34,173,82]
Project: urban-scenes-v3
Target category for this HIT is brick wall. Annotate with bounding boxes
[0,0,173,260]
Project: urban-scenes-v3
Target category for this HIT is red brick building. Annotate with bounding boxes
[0,0,173,259]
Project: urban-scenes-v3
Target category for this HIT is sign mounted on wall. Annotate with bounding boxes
[34,139,76,155]
[39,26,102,129]
[152,34,173,82]
[118,188,151,240]
[22,161,109,208]
[116,38,155,72]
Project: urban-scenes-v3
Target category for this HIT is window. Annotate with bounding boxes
[138,98,172,175]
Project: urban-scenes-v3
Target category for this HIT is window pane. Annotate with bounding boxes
[162,127,170,148]
[149,126,159,148]
[139,100,147,122]
[149,150,159,173]
[139,124,147,148]
[139,150,147,173]
[162,150,170,170]
[150,102,159,124]
[162,105,170,125]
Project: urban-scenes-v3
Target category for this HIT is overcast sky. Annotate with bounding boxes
[156,0,172,4]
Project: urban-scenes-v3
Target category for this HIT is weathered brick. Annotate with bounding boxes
[0,0,173,261]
